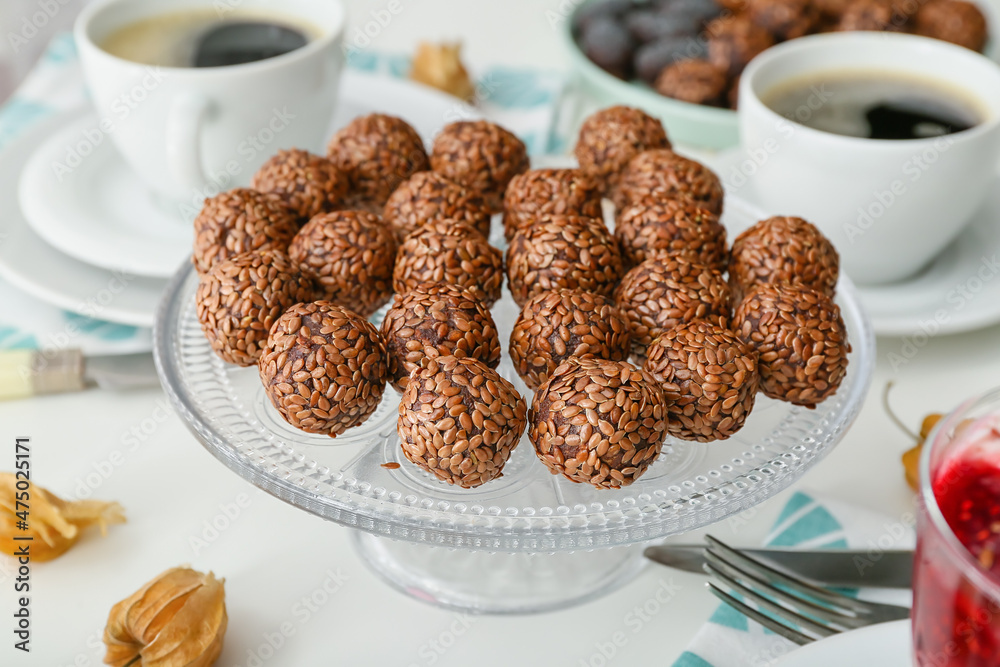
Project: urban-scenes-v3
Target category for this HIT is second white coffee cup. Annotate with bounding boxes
[739,32,1000,285]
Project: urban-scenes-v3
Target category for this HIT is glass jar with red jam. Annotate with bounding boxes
[914,390,1000,667]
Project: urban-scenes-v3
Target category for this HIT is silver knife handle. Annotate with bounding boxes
[0,349,86,400]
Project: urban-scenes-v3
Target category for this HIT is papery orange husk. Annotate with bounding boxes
[0,472,125,561]
[410,42,476,102]
[104,567,227,667]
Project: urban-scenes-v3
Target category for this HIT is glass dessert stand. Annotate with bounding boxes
[154,199,876,614]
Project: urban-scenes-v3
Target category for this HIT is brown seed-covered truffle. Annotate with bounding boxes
[644,320,759,442]
[393,219,505,307]
[733,284,849,408]
[382,171,492,241]
[574,106,671,198]
[381,284,501,393]
[192,188,298,276]
[615,258,732,361]
[287,211,396,317]
[729,216,840,304]
[327,114,429,212]
[509,289,632,390]
[259,302,389,437]
[835,0,905,31]
[250,149,348,224]
[813,0,853,20]
[913,0,988,52]
[747,0,819,40]
[398,356,527,488]
[430,120,529,212]
[506,215,624,307]
[615,199,728,272]
[529,357,668,489]
[654,59,729,107]
[616,149,725,214]
[502,169,604,242]
[196,249,315,367]
[706,15,775,78]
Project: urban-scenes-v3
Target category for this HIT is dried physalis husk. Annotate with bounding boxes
[902,414,943,492]
[410,42,476,102]
[0,473,124,562]
[104,567,227,667]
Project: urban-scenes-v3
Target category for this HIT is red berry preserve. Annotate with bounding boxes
[914,415,1000,667]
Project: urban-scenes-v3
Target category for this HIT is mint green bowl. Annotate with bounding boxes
[561,1,739,150]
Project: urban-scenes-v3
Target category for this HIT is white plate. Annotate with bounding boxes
[776,620,911,667]
[0,277,152,355]
[0,71,481,327]
[711,147,1000,337]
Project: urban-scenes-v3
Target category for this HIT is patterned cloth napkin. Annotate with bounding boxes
[672,491,916,667]
[0,35,565,356]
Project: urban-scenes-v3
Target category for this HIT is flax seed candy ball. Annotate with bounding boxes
[654,59,729,107]
[835,0,906,31]
[529,357,668,489]
[506,215,624,307]
[381,284,501,393]
[398,356,528,488]
[196,249,316,367]
[502,168,604,242]
[393,219,505,307]
[574,106,671,198]
[747,0,819,41]
[914,0,988,51]
[430,120,529,212]
[509,289,632,391]
[326,114,429,212]
[192,188,298,276]
[616,149,724,214]
[644,321,760,442]
[615,199,728,272]
[259,302,389,437]
[728,216,840,304]
[250,149,348,224]
[706,15,775,78]
[287,211,396,317]
[382,171,492,241]
[615,257,732,362]
[733,283,850,408]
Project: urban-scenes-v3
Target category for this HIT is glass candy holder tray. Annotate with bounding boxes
[154,196,876,613]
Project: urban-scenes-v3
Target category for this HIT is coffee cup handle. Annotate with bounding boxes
[166,93,210,197]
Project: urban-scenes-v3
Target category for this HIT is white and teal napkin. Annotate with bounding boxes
[0,35,566,356]
[673,491,916,667]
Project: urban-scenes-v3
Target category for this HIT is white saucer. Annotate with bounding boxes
[0,111,169,328]
[712,148,1000,337]
[776,620,911,667]
[19,113,194,279]
[0,71,481,327]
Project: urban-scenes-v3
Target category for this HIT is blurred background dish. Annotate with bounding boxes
[563,0,1000,148]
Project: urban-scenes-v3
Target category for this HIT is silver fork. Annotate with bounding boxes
[702,535,911,645]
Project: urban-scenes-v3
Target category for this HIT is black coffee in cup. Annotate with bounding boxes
[763,70,984,140]
[100,9,318,68]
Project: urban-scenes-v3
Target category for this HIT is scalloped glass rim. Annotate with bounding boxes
[155,205,875,553]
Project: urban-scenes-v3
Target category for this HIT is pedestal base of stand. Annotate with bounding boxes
[352,532,649,614]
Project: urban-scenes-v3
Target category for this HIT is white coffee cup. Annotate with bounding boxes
[75,0,346,202]
[739,32,1000,285]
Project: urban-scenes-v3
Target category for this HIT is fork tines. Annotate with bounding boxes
[702,535,911,645]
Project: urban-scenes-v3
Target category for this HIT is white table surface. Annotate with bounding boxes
[3,1,1000,665]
